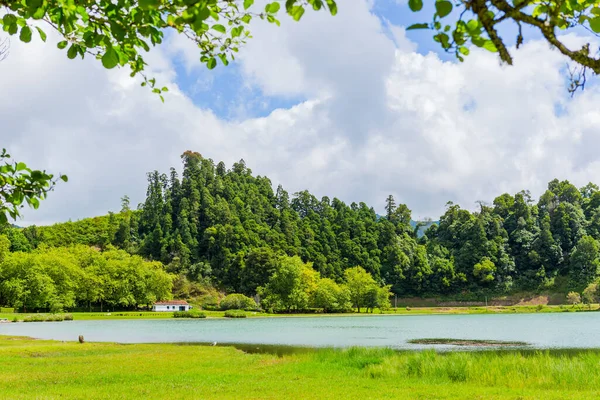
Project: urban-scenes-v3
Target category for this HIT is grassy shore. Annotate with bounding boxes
[1,336,599,399]
[1,303,597,322]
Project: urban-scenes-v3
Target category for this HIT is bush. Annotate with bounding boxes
[0,307,15,313]
[200,294,220,311]
[173,310,207,319]
[567,291,581,306]
[224,309,247,318]
[23,314,65,322]
[220,294,257,311]
[63,314,74,321]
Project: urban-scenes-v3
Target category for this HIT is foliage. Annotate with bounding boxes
[0,149,66,225]
[12,154,600,302]
[344,266,376,313]
[0,243,173,311]
[223,309,246,318]
[311,278,352,312]
[219,293,257,311]
[0,0,337,99]
[566,291,581,306]
[173,310,206,318]
[406,0,600,92]
[582,283,598,305]
[22,313,65,322]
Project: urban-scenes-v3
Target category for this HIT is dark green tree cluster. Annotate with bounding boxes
[0,240,172,311]
[10,153,600,299]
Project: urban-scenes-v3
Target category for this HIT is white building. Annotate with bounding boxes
[153,300,192,312]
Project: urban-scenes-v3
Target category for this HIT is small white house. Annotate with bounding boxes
[153,300,192,312]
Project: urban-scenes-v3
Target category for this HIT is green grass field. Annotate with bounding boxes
[1,336,599,399]
[0,303,597,322]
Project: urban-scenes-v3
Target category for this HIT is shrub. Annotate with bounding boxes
[220,294,257,311]
[200,295,220,311]
[1,307,15,313]
[63,314,74,321]
[46,314,65,322]
[224,310,247,318]
[567,291,581,306]
[23,314,65,322]
[173,310,206,319]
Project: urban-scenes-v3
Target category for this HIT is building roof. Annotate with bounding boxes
[154,300,189,305]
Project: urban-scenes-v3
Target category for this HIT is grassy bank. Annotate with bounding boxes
[1,303,598,322]
[1,336,599,399]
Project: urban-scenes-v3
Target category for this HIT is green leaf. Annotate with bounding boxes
[408,0,423,12]
[590,17,600,33]
[459,46,470,56]
[218,53,229,66]
[206,57,217,69]
[2,14,17,27]
[482,40,497,52]
[212,24,226,33]
[60,175,68,183]
[35,26,46,42]
[19,26,32,43]
[266,2,281,13]
[16,162,27,171]
[291,6,305,21]
[138,0,161,10]
[67,44,78,59]
[406,23,429,30]
[435,1,452,18]
[326,0,338,16]
[466,19,479,32]
[57,40,68,49]
[101,47,119,69]
[243,0,254,10]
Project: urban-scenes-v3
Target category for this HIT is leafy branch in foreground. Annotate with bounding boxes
[0,149,67,224]
[407,0,600,92]
[0,0,337,100]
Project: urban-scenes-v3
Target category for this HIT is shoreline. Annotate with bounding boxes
[1,303,597,322]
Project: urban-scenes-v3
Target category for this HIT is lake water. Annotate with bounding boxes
[2,313,600,349]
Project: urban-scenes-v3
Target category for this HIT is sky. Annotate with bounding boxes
[2,0,600,226]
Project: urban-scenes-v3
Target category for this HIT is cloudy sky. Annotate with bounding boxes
[2,0,600,226]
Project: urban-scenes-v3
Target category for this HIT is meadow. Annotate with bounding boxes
[1,335,599,399]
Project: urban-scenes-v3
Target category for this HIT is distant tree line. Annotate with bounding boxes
[5,152,600,307]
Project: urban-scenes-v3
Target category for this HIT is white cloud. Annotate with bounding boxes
[2,3,600,227]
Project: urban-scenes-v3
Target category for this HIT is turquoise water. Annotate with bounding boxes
[1,312,599,349]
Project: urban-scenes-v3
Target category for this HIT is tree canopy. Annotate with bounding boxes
[7,155,600,307]
[0,0,337,98]
[407,0,600,92]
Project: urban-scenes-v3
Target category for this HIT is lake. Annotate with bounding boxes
[1,312,599,349]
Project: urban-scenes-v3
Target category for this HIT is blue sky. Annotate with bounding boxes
[172,0,556,122]
[173,0,452,121]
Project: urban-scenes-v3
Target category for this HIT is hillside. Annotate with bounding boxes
[5,152,600,302]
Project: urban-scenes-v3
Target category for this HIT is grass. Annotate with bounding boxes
[0,303,597,322]
[173,310,207,318]
[1,336,600,399]
[224,309,247,318]
[407,338,529,347]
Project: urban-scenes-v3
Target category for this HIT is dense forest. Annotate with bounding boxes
[2,151,600,311]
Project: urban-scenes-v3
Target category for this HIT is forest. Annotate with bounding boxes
[2,150,600,311]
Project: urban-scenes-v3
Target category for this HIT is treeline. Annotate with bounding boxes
[0,239,172,311]
[7,151,600,301]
